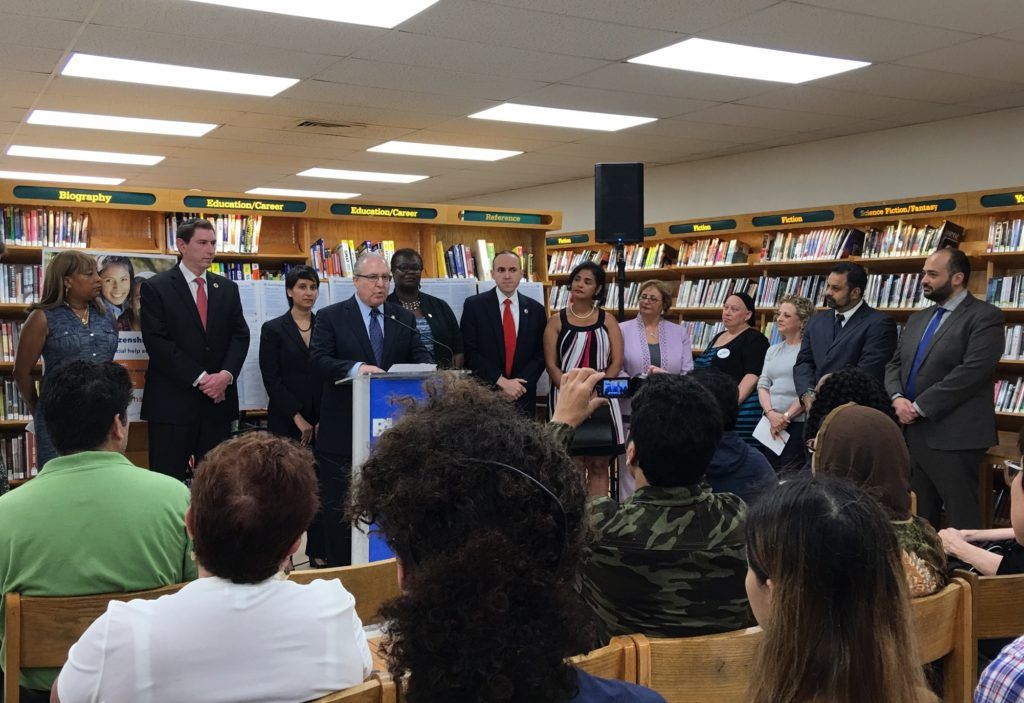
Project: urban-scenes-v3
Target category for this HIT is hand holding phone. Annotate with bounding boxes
[598,378,631,399]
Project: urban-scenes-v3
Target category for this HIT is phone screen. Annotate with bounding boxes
[599,378,630,398]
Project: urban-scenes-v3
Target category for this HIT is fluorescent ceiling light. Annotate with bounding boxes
[28,109,216,137]
[62,53,298,97]
[7,145,164,166]
[297,167,427,184]
[0,170,124,186]
[469,104,656,132]
[182,0,440,28]
[368,141,522,161]
[246,187,361,200]
[629,38,869,84]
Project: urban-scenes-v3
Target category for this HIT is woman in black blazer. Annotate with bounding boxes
[259,265,322,445]
[386,248,464,368]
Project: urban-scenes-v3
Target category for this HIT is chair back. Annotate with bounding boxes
[289,559,400,624]
[569,636,637,683]
[308,672,397,703]
[3,583,185,703]
[630,629,763,703]
[954,570,1024,682]
[910,577,972,703]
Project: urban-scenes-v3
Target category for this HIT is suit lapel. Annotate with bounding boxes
[344,297,376,364]
[171,267,206,335]
[511,291,533,371]
[486,289,508,370]
[281,312,310,355]
[826,304,868,353]
[915,294,973,369]
[381,303,402,368]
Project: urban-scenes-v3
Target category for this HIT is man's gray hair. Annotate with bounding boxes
[354,251,388,275]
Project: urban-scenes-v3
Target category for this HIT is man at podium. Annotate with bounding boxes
[310,252,431,565]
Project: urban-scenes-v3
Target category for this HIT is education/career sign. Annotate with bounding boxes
[182,195,306,213]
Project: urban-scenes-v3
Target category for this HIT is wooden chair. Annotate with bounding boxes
[910,577,973,703]
[628,628,764,703]
[569,636,637,683]
[309,672,397,703]
[289,558,400,624]
[4,583,185,703]
[954,570,1024,682]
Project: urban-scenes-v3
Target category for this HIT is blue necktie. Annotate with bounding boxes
[369,308,384,368]
[905,307,947,401]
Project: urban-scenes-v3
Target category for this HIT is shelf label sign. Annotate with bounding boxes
[668,219,737,234]
[546,233,590,246]
[459,209,546,225]
[752,209,835,227]
[643,227,657,238]
[331,204,438,219]
[184,195,306,213]
[13,186,156,206]
[981,191,1024,208]
[853,198,957,218]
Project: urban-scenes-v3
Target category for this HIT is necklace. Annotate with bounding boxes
[292,313,312,332]
[400,296,421,312]
[66,302,89,326]
[568,301,595,320]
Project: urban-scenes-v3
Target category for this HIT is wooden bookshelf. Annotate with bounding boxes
[0,362,39,374]
[0,420,28,431]
[0,304,28,318]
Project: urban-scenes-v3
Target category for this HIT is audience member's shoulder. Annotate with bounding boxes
[283,575,358,611]
[586,495,620,529]
[573,670,666,703]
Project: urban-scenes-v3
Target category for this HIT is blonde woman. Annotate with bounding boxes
[14,251,116,467]
[757,295,815,473]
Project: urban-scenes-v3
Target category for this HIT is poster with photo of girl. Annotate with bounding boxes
[43,249,178,420]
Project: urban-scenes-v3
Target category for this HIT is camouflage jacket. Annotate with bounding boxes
[578,483,753,643]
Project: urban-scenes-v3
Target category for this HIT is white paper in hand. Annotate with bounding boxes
[753,415,789,456]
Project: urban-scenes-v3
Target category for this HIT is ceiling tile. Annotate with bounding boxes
[249,99,452,130]
[564,63,779,103]
[0,69,54,94]
[875,103,998,128]
[511,83,717,118]
[737,85,948,119]
[1,0,97,22]
[637,117,796,144]
[677,103,852,132]
[819,63,1021,104]
[897,38,1024,85]
[0,14,82,50]
[0,43,65,73]
[282,80,494,117]
[798,0,1024,35]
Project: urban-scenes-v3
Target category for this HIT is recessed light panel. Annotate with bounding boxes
[182,0,440,28]
[246,187,361,199]
[368,141,522,161]
[469,104,656,132]
[297,168,427,184]
[27,110,217,137]
[7,145,165,166]
[0,170,124,186]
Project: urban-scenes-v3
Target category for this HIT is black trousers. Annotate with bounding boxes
[314,450,353,567]
[760,420,807,475]
[148,420,232,482]
[907,430,985,530]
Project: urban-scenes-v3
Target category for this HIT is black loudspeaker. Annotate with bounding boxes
[595,162,644,244]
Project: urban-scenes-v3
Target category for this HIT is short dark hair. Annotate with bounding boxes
[804,366,897,440]
[190,432,319,584]
[284,264,319,308]
[391,248,423,269]
[830,261,867,297]
[176,218,215,244]
[690,367,740,431]
[39,361,132,455]
[630,374,724,486]
[937,246,971,284]
[568,261,606,305]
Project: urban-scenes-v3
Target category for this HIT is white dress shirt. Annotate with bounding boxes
[496,289,520,336]
[178,262,232,386]
[836,299,865,327]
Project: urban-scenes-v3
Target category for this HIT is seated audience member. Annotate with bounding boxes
[575,372,752,642]
[803,366,897,449]
[691,368,775,504]
[977,633,1024,702]
[0,361,196,698]
[939,426,1024,576]
[55,432,371,703]
[349,374,665,703]
[745,477,937,703]
[814,403,948,597]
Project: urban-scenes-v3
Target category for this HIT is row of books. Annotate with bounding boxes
[2,434,37,481]
[683,320,725,353]
[548,248,603,275]
[0,321,24,362]
[309,239,397,277]
[435,242,534,281]
[755,274,828,308]
[1,265,41,304]
[676,277,756,309]
[864,272,929,310]
[164,213,264,254]
[995,377,1024,415]
[207,262,293,281]
[760,228,864,262]
[1004,325,1024,361]
[988,274,1024,308]
[607,243,676,271]
[677,238,750,267]
[862,221,963,259]
[1,207,89,248]
[0,379,30,421]
[989,218,1024,253]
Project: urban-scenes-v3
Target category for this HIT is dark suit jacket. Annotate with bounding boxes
[793,303,897,397]
[140,266,250,424]
[885,293,1004,451]
[259,312,321,440]
[310,296,431,455]
[460,289,546,416]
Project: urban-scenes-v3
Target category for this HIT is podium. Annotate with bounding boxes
[349,370,438,564]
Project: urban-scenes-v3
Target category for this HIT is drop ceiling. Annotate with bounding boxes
[2,0,1024,202]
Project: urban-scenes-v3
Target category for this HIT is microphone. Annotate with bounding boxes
[387,312,455,369]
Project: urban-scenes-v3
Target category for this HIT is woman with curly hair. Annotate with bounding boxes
[349,374,665,703]
[803,365,898,451]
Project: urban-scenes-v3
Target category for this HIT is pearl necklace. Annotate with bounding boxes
[568,301,596,319]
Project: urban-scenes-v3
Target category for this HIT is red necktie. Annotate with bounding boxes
[502,298,516,378]
[195,277,208,329]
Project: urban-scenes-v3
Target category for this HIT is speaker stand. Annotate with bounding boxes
[614,239,626,322]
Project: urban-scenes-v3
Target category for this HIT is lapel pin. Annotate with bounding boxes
[213,282,219,289]
[524,308,529,314]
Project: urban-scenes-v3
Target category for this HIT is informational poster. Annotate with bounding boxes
[43,249,177,421]
[476,279,545,306]
[418,278,480,323]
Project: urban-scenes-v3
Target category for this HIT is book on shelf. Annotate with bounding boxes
[677,238,749,267]
[207,262,295,281]
[548,248,604,275]
[683,320,725,353]
[0,264,41,305]
[1,379,30,421]
[676,277,756,309]
[760,227,864,262]
[1005,324,1024,361]
[995,376,1024,414]
[989,217,1024,253]
[309,239,395,277]
[988,272,1024,308]
[165,212,263,254]
[607,243,677,271]
[755,274,827,308]
[437,242,532,281]
[864,272,927,310]
[0,321,24,362]
[861,220,961,258]
[3,432,37,481]
[1,206,89,248]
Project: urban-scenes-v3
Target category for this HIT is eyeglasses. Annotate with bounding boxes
[355,274,392,284]
[1004,457,1023,488]
[394,265,423,274]
[638,294,662,303]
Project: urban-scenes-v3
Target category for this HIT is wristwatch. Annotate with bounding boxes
[783,411,791,421]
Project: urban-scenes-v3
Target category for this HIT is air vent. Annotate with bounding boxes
[296,120,360,130]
